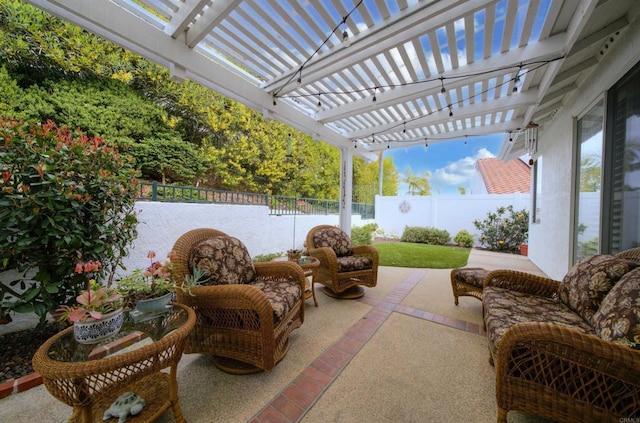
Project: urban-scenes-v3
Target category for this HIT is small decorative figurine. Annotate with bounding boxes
[103,391,146,423]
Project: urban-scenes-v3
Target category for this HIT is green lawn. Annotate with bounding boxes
[374,242,471,268]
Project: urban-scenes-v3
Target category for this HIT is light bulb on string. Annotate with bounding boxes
[296,68,303,88]
[440,77,446,94]
[372,87,377,103]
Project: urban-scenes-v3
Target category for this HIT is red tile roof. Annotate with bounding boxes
[477,158,531,194]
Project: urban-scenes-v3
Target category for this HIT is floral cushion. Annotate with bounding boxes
[483,286,594,357]
[337,255,372,272]
[557,255,637,324]
[313,227,353,257]
[188,236,256,285]
[592,267,640,349]
[249,278,302,324]
[451,267,490,289]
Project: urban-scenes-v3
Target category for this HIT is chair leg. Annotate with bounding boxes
[497,407,508,423]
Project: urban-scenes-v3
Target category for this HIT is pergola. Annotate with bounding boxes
[26,0,632,226]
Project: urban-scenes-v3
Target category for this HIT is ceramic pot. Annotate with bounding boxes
[73,308,124,344]
[135,292,173,313]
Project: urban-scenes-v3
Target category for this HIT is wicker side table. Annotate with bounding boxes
[33,304,195,423]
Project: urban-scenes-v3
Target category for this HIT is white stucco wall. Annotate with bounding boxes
[121,201,370,274]
[375,194,530,243]
[528,5,640,280]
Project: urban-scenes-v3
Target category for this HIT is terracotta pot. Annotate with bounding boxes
[519,244,528,256]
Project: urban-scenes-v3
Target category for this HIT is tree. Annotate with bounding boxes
[402,165,431,195]
[579,155,601,192]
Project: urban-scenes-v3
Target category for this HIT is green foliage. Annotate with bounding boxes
[351,223,378,246]
[400,226,450,245]
[353,155,398,202]
[473,205,529,252]
[401,165,431,195]
[0,0,379,201]
[0,120,139,326]
[252,253,283,263]
[375,242,470,268]
[453,230,474,247]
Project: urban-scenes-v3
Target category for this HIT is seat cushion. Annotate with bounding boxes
[188,236,256,285]
[249,279,302,324]
[451,267,489,289]
[557,254,637,324]
[313,227,353,257]
[592,267,640,349]
[337,255,373,272]
[484,286,595,354]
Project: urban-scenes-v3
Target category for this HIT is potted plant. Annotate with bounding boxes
[117,251,177,313]
[56,260,124,344]
[287,249,303,261]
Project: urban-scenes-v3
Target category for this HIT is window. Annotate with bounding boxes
[573,61,640,263]
[602,62,640,253]
[574,100,603,262]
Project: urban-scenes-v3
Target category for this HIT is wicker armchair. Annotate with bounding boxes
[305,225,378,299]
[483,248,640,422]
[172,228,306,374]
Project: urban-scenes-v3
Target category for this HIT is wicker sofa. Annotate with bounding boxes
[172,228,306,374]
[483,250,640,422]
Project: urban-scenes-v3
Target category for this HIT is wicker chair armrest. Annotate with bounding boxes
[178,284,275,327]
[307,246,338,270]
[484,269,560,298]
[352,244,379,260]
[254,261,306,293]
[497,322,640,415]
[615,247,640,264]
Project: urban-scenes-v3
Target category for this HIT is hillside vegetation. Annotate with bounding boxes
[0,0,398,201]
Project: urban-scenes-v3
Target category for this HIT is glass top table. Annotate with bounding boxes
[32,304,195,423]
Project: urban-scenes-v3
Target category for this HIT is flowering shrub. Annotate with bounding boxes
[473,205,529,252]
[0,119,138,326]
[56,261,123,322]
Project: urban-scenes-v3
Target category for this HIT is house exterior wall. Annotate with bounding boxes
[529,5,640,280]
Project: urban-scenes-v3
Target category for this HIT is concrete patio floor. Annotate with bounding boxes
[0,249,554,423]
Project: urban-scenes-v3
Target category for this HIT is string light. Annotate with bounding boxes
[440,77,446,94]
[296,68,303,88]
[402,122,406,134]
[372,87,377,103]
[273,0,363,97]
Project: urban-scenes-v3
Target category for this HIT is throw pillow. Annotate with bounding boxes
[558,254,637,324]
[313,227,353,257]
[592,267,640,349]
[188,236,256,285]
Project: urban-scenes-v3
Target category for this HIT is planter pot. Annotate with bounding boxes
[73,308,124,344]
[519,244,528,256]
[287,251,302,262]
[135,292,173,313]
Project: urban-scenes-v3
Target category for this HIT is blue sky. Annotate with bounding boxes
[384,134,504,195]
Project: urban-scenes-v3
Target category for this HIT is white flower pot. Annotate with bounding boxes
[73,308,124,344]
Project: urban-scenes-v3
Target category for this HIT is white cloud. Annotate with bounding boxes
[431,148,495,187]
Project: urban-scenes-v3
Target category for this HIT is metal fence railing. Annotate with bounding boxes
[137,181,375,218]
